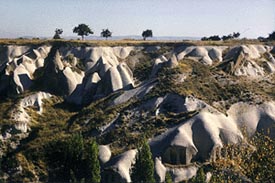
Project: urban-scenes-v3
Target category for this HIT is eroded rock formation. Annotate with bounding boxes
[1,43,275,182]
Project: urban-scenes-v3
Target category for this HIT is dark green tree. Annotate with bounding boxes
[0,157,1,167]
[47,134,86,182]
[268,31,275,40]
[142,29,153,40]
[73,24,93,40]
[233,32,240,39]
[49,134,102,183]
[101,29,112,40]
[53,28,63,39]
[131,140,155,183]
[201,37,209,41]
[85,139,101,183]
[201,35,221,41]
[222,34,233,41]
[64,133,84,180]
[257,36,266,41]
[208,35,221,41]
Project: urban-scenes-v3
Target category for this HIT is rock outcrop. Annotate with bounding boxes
[0,46,136,104]
[10,92,52,132]
[102,150,137,183]
[99,145,112,164]
[64,47,136,104]
[177,46,226,65]
[0,45,51,94]
[218,45,274,77]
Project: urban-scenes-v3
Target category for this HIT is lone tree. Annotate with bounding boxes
[142,29,153,40]
[53,28,63,39]
[73,23,93,40]
[101,29,112,40]
[131,140,155,183]
[233,32,241,39]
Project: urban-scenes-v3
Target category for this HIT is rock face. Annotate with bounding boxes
[228,101,275,138]
[177,46,226,65]
[218,45,274,77]
[99,145,112,164]
[0,45,136,104]
[0,45,51,94]
[57,46,136,104]
[151,55,168,77]
[102,150,137,183]
[151,106,242,163]
[1,44,274,103]
[10,92,52,132]
[175,44,275,78]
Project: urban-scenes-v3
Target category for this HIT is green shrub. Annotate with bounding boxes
[190,167,206,183]
[165,172,173,183]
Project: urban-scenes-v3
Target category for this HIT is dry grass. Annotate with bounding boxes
[0,97,18,126]
[0,38,191,47]
[0,38,273,47]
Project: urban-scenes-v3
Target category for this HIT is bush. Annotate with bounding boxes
[165,172,173,183]
[244,133,275,181]
[190,168,206,183]
[210,132,275,182]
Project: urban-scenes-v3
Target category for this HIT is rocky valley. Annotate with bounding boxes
[0,40,275,182]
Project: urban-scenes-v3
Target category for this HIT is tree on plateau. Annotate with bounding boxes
[73,24,93,40]
[142,29,153,40]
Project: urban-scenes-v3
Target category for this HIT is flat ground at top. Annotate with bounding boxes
[0,38,274,47]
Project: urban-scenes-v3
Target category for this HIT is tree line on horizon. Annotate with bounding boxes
[201,31,275,41]
[53,23,153,41]
[201,32,241,41]
[15,22,275,42]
